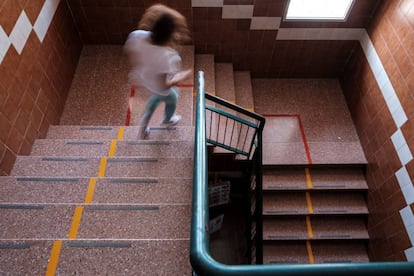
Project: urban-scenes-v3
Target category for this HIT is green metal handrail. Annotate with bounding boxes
[190,71,414,275]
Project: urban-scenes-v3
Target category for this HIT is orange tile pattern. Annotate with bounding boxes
[341,0,414,261]
[0,1,82,175]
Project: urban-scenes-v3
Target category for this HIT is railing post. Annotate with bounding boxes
[256,129,264,264]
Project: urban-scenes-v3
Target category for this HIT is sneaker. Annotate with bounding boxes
[161,114,181,126]
[138,126,150,139]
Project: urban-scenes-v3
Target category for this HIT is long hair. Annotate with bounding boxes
[138,4,190,48]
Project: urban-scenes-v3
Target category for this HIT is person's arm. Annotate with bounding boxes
[165,69,192,88]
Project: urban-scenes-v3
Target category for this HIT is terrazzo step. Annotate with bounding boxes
[263,240,369,264]
[0,239,191,275]
[263,216,369,240]
[263,166,368,191]
[215,63,236,103]
[212,63,240,154]
[46,125,194,141]
[11,156,193,178]
[234,71,254,111]
[0,176,192,204]
[0,203,189,239]
[195,54,215,93]
[263,191,368,215]
[31,139,194,158]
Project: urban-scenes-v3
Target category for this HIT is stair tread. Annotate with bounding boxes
[11,156,193,178]
[31,139,194,158]
[0,176,192,204]
[46,125,195,141]
[0,239,191,275]
[312,240,369,263]
[215,63,235,102]
[195,54,215,93]
[263,241,310,264]
[263,216,369,240]
[0,204,190,239]
[263,166,368,190]
[234,71,254,111]
[263,191,368,215]
[263,240,369,264]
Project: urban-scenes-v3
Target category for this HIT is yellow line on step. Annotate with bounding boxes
[306,241,315,264]
[117,126,124,140]
[98,157,107,177]
[85,177,97,204]
[108,140,117,157]
[68,206,84,239]
[247,107,254,112]
[45,240,62,276]
[306,216,313,238]
[305,168,313,189]
[305,192,313,214]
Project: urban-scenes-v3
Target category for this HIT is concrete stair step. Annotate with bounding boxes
[215,63,235,103]
[263,191,368,215]
[0,176,192,204]
[0,239,191,275]
[263,240,369,264]
[195,54,215,93]
[234,71,254,111]
[312,240,369,263]
[46,125,194,141]
[263,241,309,264]
[212,63,242,154]
[31,139,194,158]
[263,216,369,240]
[263,166,368,191]
[0,203,189,239]
[11,156,193,178]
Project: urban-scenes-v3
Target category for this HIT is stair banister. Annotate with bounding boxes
[190,71,414,275]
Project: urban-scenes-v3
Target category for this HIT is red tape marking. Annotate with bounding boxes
[262,114,313,165]
[177,83,194,88]
[125,85,136,126]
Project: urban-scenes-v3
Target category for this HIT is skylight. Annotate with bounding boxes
[286,0,354,20]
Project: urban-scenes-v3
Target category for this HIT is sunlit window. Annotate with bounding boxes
[286,0,354,20]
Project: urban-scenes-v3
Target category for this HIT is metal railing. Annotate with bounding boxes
[205,93,264,159]
[190,71,414,275]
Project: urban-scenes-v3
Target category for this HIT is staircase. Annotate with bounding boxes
[0,125,194,274]
[0,44,370,274]
[195,53,370,264]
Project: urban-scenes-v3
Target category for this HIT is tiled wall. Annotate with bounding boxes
[0,0,82,175]
[341,0,414,261]
[67,0,380,78]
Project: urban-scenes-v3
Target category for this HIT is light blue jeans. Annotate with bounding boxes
[139,87,179,127]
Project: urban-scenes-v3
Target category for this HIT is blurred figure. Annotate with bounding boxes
[124,4,192,139]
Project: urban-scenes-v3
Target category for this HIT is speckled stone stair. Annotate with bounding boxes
[0,124,194,274]
[263,240,369,264]
[195,54,215,94]
[11,156,193,178]
[262,165,370,264]
[46,125,194,141]
[31,139,194,158]
[234,71,254,112]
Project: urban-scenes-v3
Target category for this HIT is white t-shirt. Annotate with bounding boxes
[124,30,182,95]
